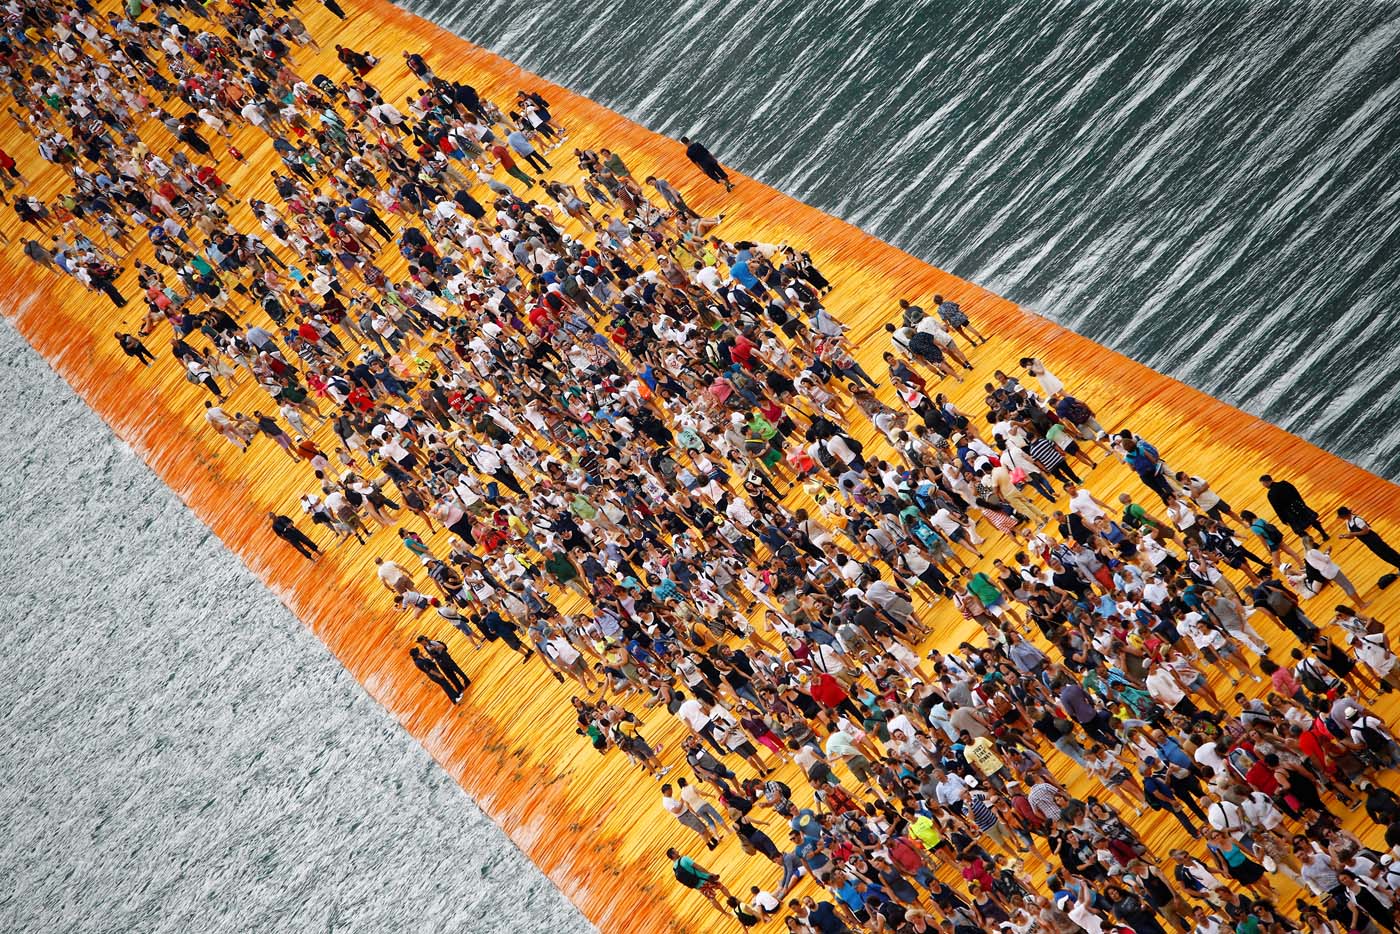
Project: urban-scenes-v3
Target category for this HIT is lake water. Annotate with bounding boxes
[0,320,590,933]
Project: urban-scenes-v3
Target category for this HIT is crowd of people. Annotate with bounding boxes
[8,0,1400,932]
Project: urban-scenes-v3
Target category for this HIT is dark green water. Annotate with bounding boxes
[413,0,1400,478]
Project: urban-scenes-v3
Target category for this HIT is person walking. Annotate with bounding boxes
[269,512,320,559]
[1337,507,1400,582]
[681,137,733,191]
[22,238,53,270]
[506,128,551,173]
[489,142,535,189]
[646,176,699,218]
[663,783,722,850]
[1261,474,1328,543]
[409,646,461,703]
[666,847,734,909]
[1122,436,1175,505]
[933,294,988,344]
[88,262,128,307]
[115,332,155,366]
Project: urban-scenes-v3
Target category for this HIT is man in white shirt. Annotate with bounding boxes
[932,768,970,811]
[693,264,723,293]
[661,783,718,847]
[375,557,414,593]
[676,693,728,757]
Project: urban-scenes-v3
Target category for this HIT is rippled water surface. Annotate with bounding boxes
[0,321,590,932]
[415,0,1400,477]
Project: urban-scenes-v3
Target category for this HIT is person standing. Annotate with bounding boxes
[506,128,551,173]
[666,847,734,908]
[115,332,155,366]
[0,146,26,187]
[269,512,320,559]
[1261,474,1328,543]
[410,646,460,703]
[1337,507,1400,580]
[681,136,733,191]
[662,783,721,850]
[417,635,471,695]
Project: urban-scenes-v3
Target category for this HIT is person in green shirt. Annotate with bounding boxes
[600,147,632,179]
[569,492,598,521]
[544,550,588,598]
[904,809,953,861]
[967,571,1005,611]
[1117,493,1167,532]
[665,848,733,907]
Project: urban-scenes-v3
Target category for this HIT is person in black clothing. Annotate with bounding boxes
[410,646,460,703]
[1261,474,1328,542]
[1363,780,1400,827]
[353,202,393,239]
[269,512,320,559]
[1335,870,1397,933]
[322,0,347,20]
[89,263,127,307]
[1103,882,1167,934]
[680,136,733,191]
[115,332,154,365]
[1338,506,1400,577]
[477,610,533,659]
[417,635,470,695]
[790,898,851,934]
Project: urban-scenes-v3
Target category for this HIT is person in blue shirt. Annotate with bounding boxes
[1141,759,1201,838]
[506,128,552,173]
[833,872,871,921]
[347,195,394,238]
[1240,509,1303,564]
[1121,434,1176,504]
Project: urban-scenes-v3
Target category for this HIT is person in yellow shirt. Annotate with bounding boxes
[963,732,1008,794]
[902,807,955,862]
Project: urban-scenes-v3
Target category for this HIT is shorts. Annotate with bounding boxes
[846,754,873,783]
[677,812,707,835]
[1075,418,1105,440]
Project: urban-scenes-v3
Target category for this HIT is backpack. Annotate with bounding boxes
[1061,399,1092,424]
[1295,659,1334,695]
[1257,521,1284,546]
[672,861,704,889]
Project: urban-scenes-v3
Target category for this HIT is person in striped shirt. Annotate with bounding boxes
[959,788,1022,855]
